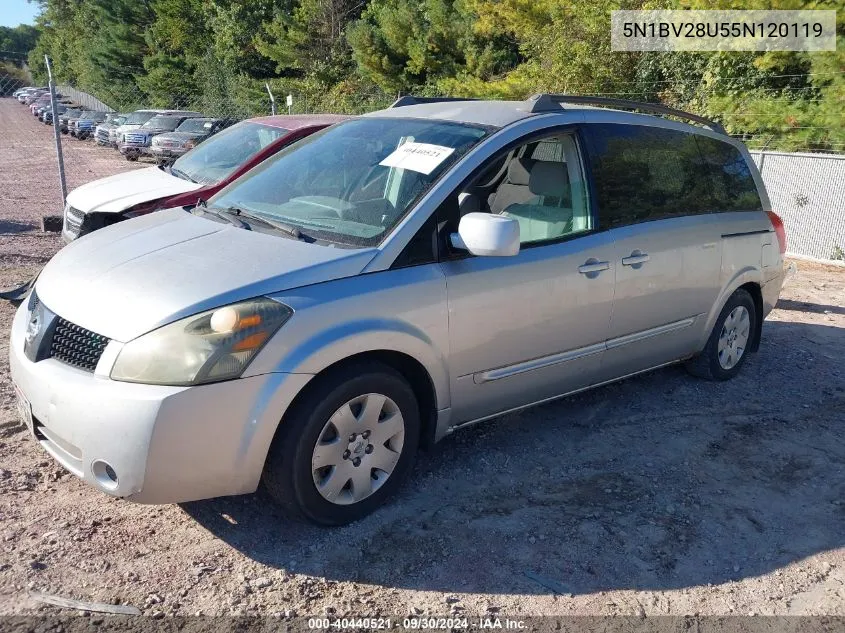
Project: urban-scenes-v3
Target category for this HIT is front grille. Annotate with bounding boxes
[49,318,109,372]
[95,127,110,143]
[64,205,85,237]
[124,132,147,145]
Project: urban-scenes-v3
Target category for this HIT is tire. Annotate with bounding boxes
[125,154,138,162]
[686,288,756,381]
[262,361,420,526]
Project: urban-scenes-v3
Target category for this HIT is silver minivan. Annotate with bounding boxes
[10,95,786,525]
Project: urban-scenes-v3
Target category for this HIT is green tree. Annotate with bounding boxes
[0,24,40,56]
[80,0,155,96]
[633,0,845,152]
[347,0,518,94]
[453,0,642,97]
[27,0,88,84]
[137,0,210,107]
[204,0,281,80]
[256,0,361,84]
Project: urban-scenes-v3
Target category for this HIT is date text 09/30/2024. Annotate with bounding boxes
[307,616,527,630]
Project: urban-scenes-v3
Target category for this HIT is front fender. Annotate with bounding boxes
[254,318,450,410]
[245,266,451,410]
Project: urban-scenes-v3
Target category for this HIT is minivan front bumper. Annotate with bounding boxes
[9,300,311,504]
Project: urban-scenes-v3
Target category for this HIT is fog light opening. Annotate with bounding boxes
[91,459,119,491]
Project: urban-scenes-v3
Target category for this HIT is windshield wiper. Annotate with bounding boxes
[194,200,248,229]
[169,166,196,183]
[224,205,312,241]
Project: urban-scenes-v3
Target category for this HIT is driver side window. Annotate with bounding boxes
[458,133,592,246]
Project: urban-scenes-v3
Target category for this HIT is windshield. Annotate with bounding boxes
[81,111,103,120]
[209,117,489,246]
[143,116,184,130]
[172,121,288,186]
[125,111,156,125]
[177,118,215,133]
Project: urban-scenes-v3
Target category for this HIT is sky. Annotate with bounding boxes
[1,0,40,28]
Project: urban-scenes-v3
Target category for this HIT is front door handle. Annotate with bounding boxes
[578,259,610,275]
[622,251,650,266]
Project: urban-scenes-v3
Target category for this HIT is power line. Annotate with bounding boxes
[582,70,845,87]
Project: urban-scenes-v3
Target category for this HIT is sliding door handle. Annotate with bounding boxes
[622,251,650,266]
[578,259,610,275]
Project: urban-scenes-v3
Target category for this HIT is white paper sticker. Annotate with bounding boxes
[379,142,455,175]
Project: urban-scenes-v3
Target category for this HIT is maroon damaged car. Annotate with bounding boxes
[63,114,352,241]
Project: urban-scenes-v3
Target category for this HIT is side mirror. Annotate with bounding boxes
[450,212,520,257]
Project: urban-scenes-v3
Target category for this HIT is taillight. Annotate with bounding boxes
[767,211,787,255]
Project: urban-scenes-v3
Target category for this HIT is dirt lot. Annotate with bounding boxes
[1,97,844,619]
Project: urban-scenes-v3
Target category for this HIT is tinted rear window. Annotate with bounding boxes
[694,135,763,212]
[584,124,714,228]
[584,124,762,229]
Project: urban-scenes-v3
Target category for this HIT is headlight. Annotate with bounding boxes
[111,298,292,386]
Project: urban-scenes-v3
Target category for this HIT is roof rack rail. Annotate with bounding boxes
[524,94,726,134]
[390,95,478,108]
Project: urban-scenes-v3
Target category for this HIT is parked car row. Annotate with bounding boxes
[13,88,235,163]
[10,91,788,527]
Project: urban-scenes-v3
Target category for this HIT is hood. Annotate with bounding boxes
[135,127,171,136]
[155,131,206,143]
[65,166,202,214]
[35,208,378,342]
[115,123,142,135]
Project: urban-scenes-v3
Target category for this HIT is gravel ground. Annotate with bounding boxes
[1,97,844,619]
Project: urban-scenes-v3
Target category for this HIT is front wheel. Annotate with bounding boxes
[262,362,420,525]
[686,288,756,381]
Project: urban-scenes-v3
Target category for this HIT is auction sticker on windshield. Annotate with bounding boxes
[379,142,455,175]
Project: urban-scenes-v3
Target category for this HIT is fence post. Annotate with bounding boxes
[45,55,67,207]
[265,82,276,116]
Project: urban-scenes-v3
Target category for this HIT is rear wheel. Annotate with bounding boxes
[686,288,756,381]
[262,362,420,525]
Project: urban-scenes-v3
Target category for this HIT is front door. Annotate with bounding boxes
[440,132,615,425]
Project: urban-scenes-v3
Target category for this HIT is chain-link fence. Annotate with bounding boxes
[2,62,844,265]
[0,64,141,221]
[1,58,399,217]
[751,150,845,264]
